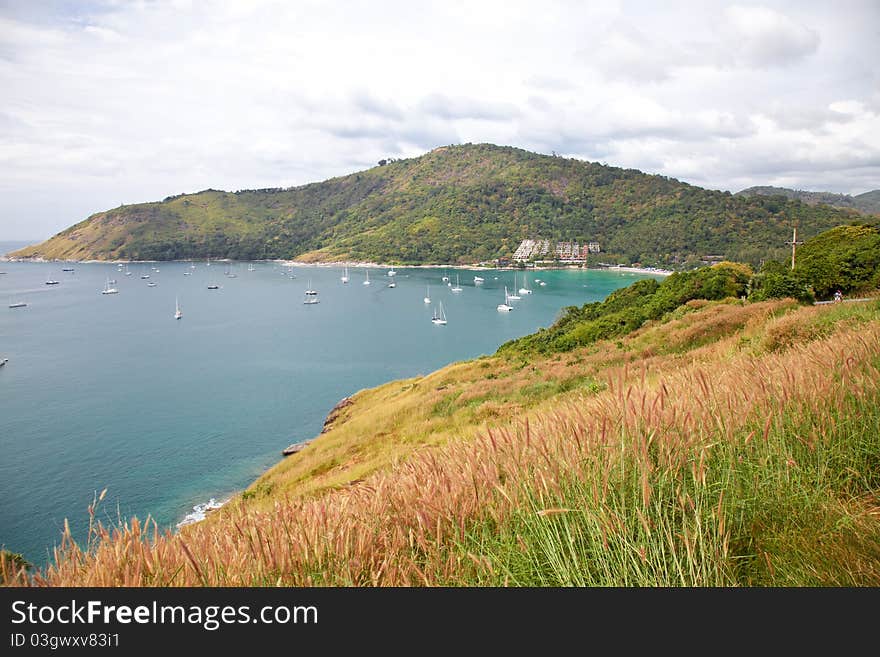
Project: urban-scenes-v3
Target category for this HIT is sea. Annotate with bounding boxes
[0,240,666,565]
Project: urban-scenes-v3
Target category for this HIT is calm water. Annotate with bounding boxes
[0,243,664,564]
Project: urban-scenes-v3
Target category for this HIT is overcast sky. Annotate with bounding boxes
[1,0,878,240]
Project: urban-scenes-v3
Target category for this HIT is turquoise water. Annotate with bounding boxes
[0,245,664,564]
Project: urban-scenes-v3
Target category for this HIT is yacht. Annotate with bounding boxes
[451,274,462,293]
[388,267,396,277]
[363,269,371,286]
[174,297,183,320]
[45,273,60,285]
[518,273,533,295]
[303,279,320,304]
[341,266,349,284]
[423,285,431,304]
[474,275,484,284]
[497,287,514,312]
[431,301,447,325]
[101,278,119,294]
[507,273,521,300]
[207,284,219,289]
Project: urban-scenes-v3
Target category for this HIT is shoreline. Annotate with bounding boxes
[3,254,674,276]
[598,264,673,276]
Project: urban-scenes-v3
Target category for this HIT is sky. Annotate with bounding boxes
[1,0,878,240]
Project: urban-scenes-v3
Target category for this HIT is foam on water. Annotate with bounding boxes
[177,497,227,528]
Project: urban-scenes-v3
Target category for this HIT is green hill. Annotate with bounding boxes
[736,185,880,216]
[855,190,880,213]
[13,143,857,267]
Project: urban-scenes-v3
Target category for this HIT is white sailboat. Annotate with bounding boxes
[442,270,450,283]
[45,271,59,285]
[304,279,319,304]
[431,301,447,325]
[341,266,349,283]
[388,266,396,277]
[518,272,533,295]
[507,273,521,300]
[8,295,27,308]
[497,286,513,312]
[363,269,371,285]
[174,296,183,320]
[451,274,462,293]
[124,264,132,276]
[101,277,119,294]
[474,275,485,284]
[423,285,431,304]
[247,263,256,272]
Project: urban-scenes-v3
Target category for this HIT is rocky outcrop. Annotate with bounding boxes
[281,396,354,456]
[321,396,354,433]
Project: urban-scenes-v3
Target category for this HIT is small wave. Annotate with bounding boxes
[176,497,227,528]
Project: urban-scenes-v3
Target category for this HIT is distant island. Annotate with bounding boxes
[736,185,880,216]
[10,143,858,269]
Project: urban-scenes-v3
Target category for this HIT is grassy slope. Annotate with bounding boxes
[6,295,879,586]
[12,143,855,267]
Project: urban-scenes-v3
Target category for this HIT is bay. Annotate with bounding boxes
[0,249,664,564]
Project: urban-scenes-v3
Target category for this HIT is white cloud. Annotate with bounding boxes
[588,22,683,83]
[720,5,820,68]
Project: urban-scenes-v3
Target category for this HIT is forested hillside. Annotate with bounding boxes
[13,144,855,267]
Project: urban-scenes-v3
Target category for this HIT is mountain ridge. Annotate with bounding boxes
[736,185,880,215]
[12,143,859,267]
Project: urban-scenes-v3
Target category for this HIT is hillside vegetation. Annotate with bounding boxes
[4,233,878,585]
[13,143,855,268]
[737,185,880,216]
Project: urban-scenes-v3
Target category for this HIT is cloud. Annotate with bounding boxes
[418,94,521,121]
[720,5,820,68]
[351,92,404,121]
[587,22,682,83]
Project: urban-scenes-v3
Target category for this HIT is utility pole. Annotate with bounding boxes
[785,226,804,270]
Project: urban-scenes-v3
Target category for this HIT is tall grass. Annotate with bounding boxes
[3,308,879,587]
